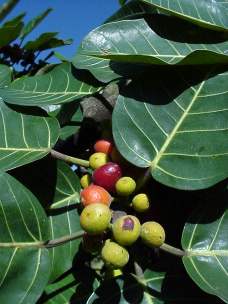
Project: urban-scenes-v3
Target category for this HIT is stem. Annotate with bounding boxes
[160,243,185,257]
[0,230,85,249]
[44,230,85,248]
[50,149,90,167]
[136,167,151,192]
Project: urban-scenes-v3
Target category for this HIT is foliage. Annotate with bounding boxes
[0,0,227,303]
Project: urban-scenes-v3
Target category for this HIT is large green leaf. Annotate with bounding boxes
[0,64,12,87]
[0,62,102,106]
[106,0,156,22]
[24,32,72,52]
[73,18,228,82]
[182,202,228,303]
[20,8,52,40]
[0,172,51,304]
[0,102,59,171]
[113,70,228,190]
[0,14,24,47]
[48,161,81,282]
[141,0,228,32]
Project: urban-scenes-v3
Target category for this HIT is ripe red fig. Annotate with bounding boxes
[93,162,122,193]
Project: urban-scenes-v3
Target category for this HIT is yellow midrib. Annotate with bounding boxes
[151,80,206,170]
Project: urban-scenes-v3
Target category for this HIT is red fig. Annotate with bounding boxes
[93,162,122,193]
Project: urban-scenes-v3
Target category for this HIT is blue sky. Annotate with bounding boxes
[0,0,119,60]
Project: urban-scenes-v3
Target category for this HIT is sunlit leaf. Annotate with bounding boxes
[113,69,228,190]
[0,62,102,106]
[182,202,228,303]
[0,101,59,171]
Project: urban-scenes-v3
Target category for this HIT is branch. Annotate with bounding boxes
[0,230,85,249]
[50,149,90,167]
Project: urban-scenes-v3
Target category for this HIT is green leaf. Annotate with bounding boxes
[0,14,24,47]
[0,102,59,171]
[113,69,228,190]
[73,19,228,82]
[87,270,219,303]
[48,161,81,282]
[58,103,83,140]
[43,274,78,303]
[0,0,20,23]
[119,0,127,6]
[0,172,51,304]
[0,62,102,106]
[141,0,228,32]
[0,64,12,87]
[20,8,52,40]
[24,32,72,52]
[106,0,156,23]
[182,202,228,303]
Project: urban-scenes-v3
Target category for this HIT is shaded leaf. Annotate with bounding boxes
[0,101,59,171]
[141,0,228,32]
[0,14,24,47]
[0,64,12,87]
[106,0,156,23]
[182,202,228,303]
[73,18,228,83]
[24,32,72,52]
[87,269,220,303]
[20,8,52,40]
[43,274,78,303]
[48,160,81,282]
[0,172,51,304]
[0,62,102,106]
[113,69,228,190]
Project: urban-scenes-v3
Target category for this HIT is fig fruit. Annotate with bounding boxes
[115,177,136,196]
[80,174,91,188]
[89,152,109,170]
[93,162,122,192]
[132,193,150,213]
[80,184,112,207]
[101,239,129,268]
[141,221,165,247]
[80,203,111,235]
[94,139,113,154]
[112,215,141,246]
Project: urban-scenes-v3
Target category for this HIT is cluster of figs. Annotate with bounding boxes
[79,139,165,269]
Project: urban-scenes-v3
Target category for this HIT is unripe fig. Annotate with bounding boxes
[101,239,129,268]
[141,221,165,247]
[80,174,91,188]
[80,184,111,207]
[93,162,122,192]
[115,177,136,196]
[132,193,150,213]
[80,203,111,235]
[94,139,113,154]
[89,152,109,170]
[112,215,141,246]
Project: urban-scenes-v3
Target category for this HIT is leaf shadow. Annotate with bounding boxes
[145,13,228,44]
[117,64,228,107]
[10,155,57,210]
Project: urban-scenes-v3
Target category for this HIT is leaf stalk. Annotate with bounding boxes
[50,149,90,167]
